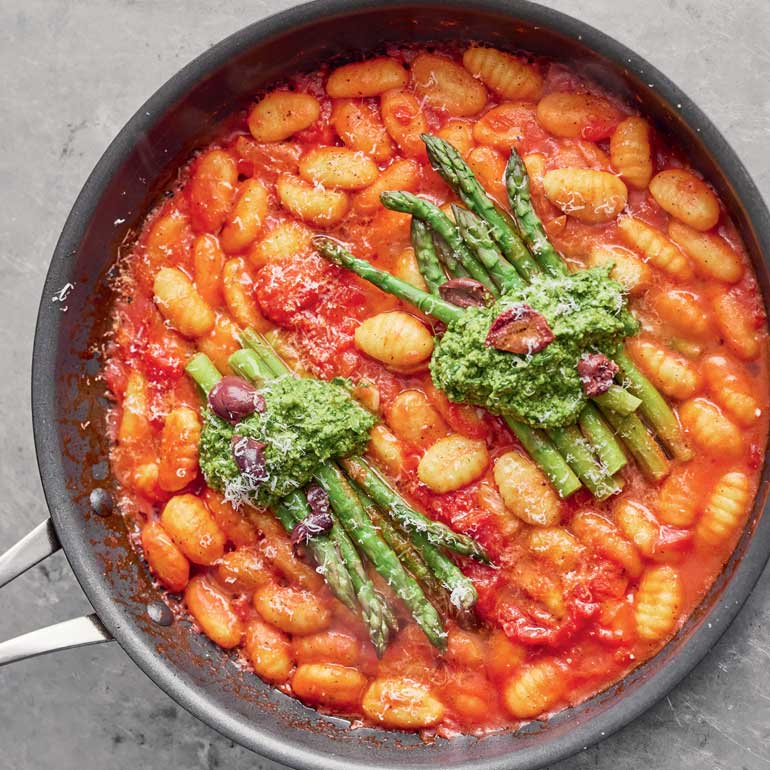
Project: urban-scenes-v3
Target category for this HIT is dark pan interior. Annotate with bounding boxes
[31,2,770,769]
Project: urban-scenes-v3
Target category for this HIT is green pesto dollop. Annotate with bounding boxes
[430,267,639,428]
[199,376,376,509]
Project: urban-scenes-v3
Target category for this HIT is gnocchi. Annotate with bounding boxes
[462,46,543,101]
[542,168,628,224]
[161,494,226,566]
[327,58,408,98]
[299,146,379,190]
[386,389,449,447]
[331,99,394,162]
[503,660,563,719]
[626,337,701,399]
[354,311,434,370]
[635,565,682,641]
[276,173,350,227]
[679,397,743,458]
[536,92,622,141]
[696,471,750,547]
[493,451,561,527]
[362,679,444,729]
[417,434,489,493]
[412,53,488,116]
[649,169,720,231]
[586,243,651,295]
[248,91,321,142]
[617,217,693,280]
[668,220,743,283]
[610,116,653,189]
[153,267,215,338]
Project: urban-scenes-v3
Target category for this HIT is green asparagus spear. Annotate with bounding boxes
[505,148,570,278]
[452,205,525,293]
[421,134,541,280]
[593,384,642,416]
[614,350,693,461]
[185,352,227,395]
[410,218,445,296]
[359,492,454,615]
[356,488,478,614]
[600,406,671,481]
[548,424,622,500]
[379,191,496,292]
[433,231,470,278]
[341,456,489,563]
[577,403,627,476]
[313,236,462,325]
[502,417,582,497]
[277,492,363,620]
[328,515,398,650]
[316,463,447,650]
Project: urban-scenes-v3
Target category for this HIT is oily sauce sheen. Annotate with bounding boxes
[104,43,769,737]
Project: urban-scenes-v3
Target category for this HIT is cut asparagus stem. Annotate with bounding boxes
[452,205,525,292]
[548,424,622,500]
[228,348,268,385]
[505,148,570,278]
[600,406,671,481]
[341,455,490,563]
[313,236,462,325]
[502,416,582,498]
[593,384,642,416]
[422,133,541,280]
[185,352,225,395]
[316,463,447,650]
[410,218,445,295]
[185,352,365,624]
[614,350,693,461]
[578,403,627,476]
[380,191,496,292]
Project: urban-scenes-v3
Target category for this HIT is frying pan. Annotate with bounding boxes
[1,1,769,769]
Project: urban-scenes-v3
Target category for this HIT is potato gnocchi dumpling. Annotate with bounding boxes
[248,91,321,143]
[610,116,654,189]
[462,46,543,101]
[542,167,627,223]
[412,53,488,116]
[617,217,693,280]
[326,57,409,98]
[635,566,682,641]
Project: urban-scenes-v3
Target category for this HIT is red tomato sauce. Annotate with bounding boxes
[105,43,769,737]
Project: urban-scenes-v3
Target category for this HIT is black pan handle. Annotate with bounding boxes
[0,518,113,666]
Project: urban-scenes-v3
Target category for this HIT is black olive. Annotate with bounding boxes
[209,376,264,423]
[231,435,268,481]
[291,485,334,548]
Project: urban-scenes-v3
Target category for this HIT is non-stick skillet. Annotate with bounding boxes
[1,2,769,769]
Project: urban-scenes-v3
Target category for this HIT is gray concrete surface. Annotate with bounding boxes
[0,1,768,768]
